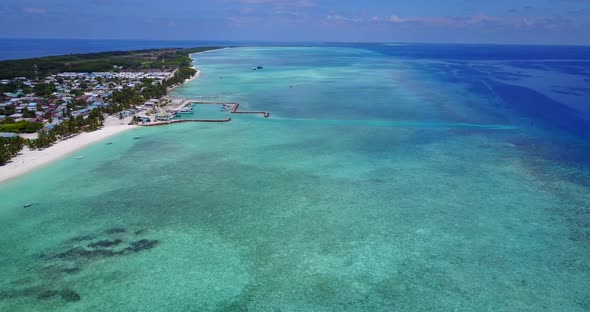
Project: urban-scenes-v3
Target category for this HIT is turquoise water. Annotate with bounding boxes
[1,46,589,311]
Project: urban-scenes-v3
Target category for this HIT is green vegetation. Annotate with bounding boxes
[0,105,16,116]
[33,83,57,97]
[0,47,221,80]
[141,78,168,99]
[165,67,197,87]
[29,109,105,149]
[0,136,25,165]
[0,120,44,133]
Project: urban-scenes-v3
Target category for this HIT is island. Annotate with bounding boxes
[0,47,220,179]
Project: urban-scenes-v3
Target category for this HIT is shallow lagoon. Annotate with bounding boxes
[1,45,589,311]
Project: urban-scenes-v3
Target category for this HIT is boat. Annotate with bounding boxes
[106,142,113,145]
[133,136,141,140]
[177,106,194,114]
[77,156,84,159]
[23,203,32,208]
[257,66,263,70]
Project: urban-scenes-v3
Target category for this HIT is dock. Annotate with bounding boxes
[141,97,270,127]
[185,101,270,119]
[143,118,232,127]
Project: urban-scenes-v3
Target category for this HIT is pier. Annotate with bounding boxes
[141,97,270,127]
[143,118,232,127]
[228,102,270,118]
[185,101,271,119]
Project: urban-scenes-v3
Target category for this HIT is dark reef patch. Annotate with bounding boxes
[37,289,81,302]
[1,227,160,307]
[0,287,40,300]
[54,246,117,260]
[88,239,123,248]
[53,238,159,259]
[123,239,160,253]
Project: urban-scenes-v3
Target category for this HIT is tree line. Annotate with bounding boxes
[0,136,25,166]
[0,47,220,80]
[29,109,105,149]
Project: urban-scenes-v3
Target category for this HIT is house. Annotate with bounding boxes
[72,108,92,117]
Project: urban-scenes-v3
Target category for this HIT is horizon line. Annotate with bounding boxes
[0,37,589,48]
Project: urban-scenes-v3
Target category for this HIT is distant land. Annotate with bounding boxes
[0,39,302,61]
[0,47,222,80]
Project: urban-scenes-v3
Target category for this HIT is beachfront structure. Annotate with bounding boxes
[155,113,174,121]
[144,99,160,107]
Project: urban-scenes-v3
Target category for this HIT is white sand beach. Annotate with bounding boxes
[0,117,136,184]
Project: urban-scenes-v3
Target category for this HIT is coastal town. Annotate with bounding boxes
[1,70,183,134]
[0,47,215,169]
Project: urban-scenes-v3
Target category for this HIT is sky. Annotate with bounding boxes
[0,0,589,45]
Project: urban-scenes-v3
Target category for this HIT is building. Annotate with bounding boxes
[155,113,173,121]
[144,99,160,107]
[137,116,151,123]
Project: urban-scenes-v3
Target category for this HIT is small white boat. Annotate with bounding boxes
[177,106,194,114]
[77,156,84,160]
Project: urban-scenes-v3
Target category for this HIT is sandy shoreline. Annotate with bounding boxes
[0,117,137,184]
[169,68,200,92]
